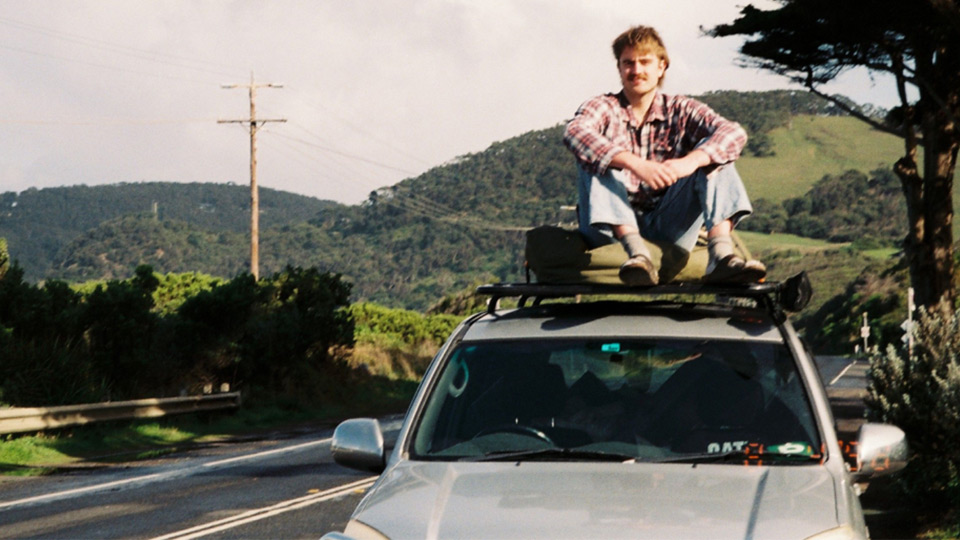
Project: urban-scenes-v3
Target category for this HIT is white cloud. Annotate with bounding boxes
[0,0,902,204]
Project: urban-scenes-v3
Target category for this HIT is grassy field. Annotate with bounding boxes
[738,115,960,202]
[862,247,900,260]
[737,230,843,253]
[739,116,905,202]
[738,114,960,239]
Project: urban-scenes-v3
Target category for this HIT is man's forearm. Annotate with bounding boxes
[611,149,714,190]
[664,149,711,178]
[683,149,712,168]
[609,151,643,172]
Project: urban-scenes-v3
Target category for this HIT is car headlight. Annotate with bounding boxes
[804,525,866,540]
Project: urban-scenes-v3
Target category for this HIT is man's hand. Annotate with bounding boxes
[633,160,680,190]
[612,150,712,190]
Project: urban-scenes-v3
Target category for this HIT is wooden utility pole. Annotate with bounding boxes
[219,73,285,280]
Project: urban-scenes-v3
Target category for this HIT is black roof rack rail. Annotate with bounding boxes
[476,271,812,319]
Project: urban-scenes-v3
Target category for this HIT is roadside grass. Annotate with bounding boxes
[0,345,427,477]
[0,406,314,476]
[0,435,73,476]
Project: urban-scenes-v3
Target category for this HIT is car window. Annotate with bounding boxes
[410,338,822,463]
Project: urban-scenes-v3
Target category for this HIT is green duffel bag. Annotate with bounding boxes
[524,225,753,285]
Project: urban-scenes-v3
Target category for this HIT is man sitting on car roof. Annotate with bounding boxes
[563,25,767,286]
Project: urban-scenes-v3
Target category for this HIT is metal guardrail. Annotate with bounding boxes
[0,392,242,435]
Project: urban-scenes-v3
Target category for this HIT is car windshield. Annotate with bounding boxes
[410,338,822,464]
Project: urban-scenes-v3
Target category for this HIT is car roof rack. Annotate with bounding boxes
[476,271,812,319]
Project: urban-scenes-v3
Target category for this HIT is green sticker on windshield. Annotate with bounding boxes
[768,442,814,456]
[601,343,621,353]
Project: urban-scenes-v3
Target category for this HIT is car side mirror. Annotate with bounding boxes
[331,418,386,474]
[851,423,908,481]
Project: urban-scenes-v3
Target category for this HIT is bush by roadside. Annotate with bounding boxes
[345,302,461,381]
[867,302,960,537]
[0,263,354,407]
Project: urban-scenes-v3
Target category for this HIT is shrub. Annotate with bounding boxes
[347,302,461,382]
[153,272,221,315]
[0,338,106,406]
[866,302,960,509]
[0,262,355,407]
[81,265,161,400]
[172,267,354,401]
[350,302,459,347]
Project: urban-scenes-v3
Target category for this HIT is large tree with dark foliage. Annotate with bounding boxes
[710,0,960,311]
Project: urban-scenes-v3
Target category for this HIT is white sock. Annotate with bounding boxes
[620,233,651,259]
[707,235,735,273]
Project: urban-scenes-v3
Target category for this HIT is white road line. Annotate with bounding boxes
[202,437,331,468]
[150,477,377,540]
[0,436,333,511]
[829,359,858,386]
[0,472,168,511]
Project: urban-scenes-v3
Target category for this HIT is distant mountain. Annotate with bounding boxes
[0,90,924,311]
[0,182,339,281]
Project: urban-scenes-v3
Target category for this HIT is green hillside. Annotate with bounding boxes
[51,215,248,282]
[0,183,339,281]
[739,116,905,201]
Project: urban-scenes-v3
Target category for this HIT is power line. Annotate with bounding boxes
[374,187,532,231]
[259,136,391,195]
[271,130,419,176]
[0,42,219,86]
[0,15,444,207]
[288,90,433,168]
[383,187,466,219]
[378,196,532,231]
[0,117,216,126]
[257,135,392,202]
[0,15,245,78]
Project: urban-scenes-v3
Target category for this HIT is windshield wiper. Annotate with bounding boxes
[658,449,821,465]
[467,447,637,463]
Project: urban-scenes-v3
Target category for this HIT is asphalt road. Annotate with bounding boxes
[0,417,403,540]
[0,359,865,540]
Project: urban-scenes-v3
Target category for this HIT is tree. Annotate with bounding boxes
[709,0,960,311]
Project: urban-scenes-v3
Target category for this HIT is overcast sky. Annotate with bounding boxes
[0,0,899,205]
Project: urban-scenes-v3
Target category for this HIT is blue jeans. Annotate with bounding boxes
[577,163,753,254]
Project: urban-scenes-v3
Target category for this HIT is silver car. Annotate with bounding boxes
[324,280,907,540]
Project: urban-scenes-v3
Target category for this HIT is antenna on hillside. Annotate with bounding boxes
[218,72,286,280]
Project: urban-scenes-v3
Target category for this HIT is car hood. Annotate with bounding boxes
[348,461,843,540]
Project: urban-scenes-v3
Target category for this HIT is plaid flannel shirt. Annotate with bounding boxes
[563,91,747,209]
